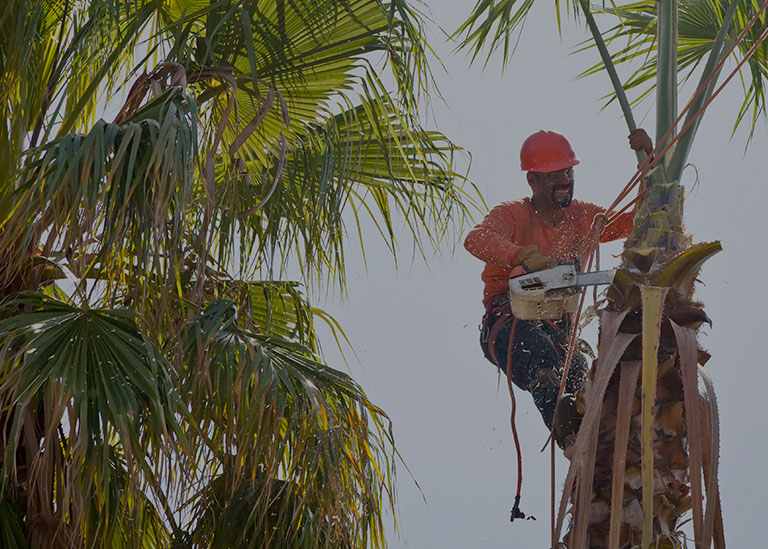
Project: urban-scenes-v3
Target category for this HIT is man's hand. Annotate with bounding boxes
[629,128,653,155]
[516,245,557,272]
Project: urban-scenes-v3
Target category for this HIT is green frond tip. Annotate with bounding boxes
[612,242,721,306]
[454,0,539,68]
[650,241,722,296]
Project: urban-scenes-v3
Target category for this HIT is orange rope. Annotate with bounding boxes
[505,317,529,521]
[607,185,652,227]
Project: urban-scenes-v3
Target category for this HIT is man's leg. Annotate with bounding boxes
[530,322,589,432]
[481,314,586,430]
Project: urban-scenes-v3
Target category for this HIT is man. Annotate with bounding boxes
[464,129,652,445]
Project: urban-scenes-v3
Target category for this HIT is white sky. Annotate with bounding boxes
[316,2,768,547]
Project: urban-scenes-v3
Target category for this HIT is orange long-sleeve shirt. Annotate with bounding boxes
[464,198,633,304]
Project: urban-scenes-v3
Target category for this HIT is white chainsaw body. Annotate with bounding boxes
[508,265,615,320]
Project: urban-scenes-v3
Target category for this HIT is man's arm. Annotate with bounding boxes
[464,204,555,271]
[600,211,633,242]
[463,204,521,267]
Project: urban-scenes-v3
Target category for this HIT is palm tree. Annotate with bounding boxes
[0,1,475,546]
[458,1,767,547]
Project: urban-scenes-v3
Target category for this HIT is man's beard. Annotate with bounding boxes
[551,186,573,207]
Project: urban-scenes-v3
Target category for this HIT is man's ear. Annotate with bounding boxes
[526,171,537,190]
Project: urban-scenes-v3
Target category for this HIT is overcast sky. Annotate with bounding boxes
[316,3,768,547]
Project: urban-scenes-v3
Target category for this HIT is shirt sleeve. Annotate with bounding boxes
[463,203,522,268]
[600,211,633,242]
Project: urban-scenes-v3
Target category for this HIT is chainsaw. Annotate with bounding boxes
[508,264,616,320]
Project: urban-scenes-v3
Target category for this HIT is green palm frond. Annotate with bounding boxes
[56,1,163,137]
[586,0,768,140]
[192,474,326,548]
[215,280,327,351]
[0,293,182,445]
[214,96,469,285]
[153,0,438,168]
[0,0,162,155]
[454,0,539,66]
[3,0,473,294]
[181,299,394,548]
[173,1,472,281]
[81,446,172,548]
[1,85,197,303]
[730,0,768,136]
[455,0,598,67]
[0,293,184,542]
[181,0,435,129]
[0,0,72,205]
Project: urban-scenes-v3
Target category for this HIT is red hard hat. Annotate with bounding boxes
[520,130,580,173]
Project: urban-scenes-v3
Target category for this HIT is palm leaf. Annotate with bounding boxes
[212,279,336,353]
[607,360,641,548]
[0,293,184,541]
[215,97,471,285]
[180,299,395,548]
[587,0,768,142]
[81,445,172,548]
[178,0,436,164]
[639,285,667,548]
[650,240,722,296]
[554,309,636,542]
[1,85,198,307]
[177,1,473,283]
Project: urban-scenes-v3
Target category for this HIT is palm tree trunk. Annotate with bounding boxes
[577,311,694,548]
[564,1,724,547]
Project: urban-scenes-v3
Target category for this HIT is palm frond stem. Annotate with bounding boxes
[669,0,756,177]
[578,0,645,169]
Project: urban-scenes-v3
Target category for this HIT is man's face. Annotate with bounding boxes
[530,167,575,208]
